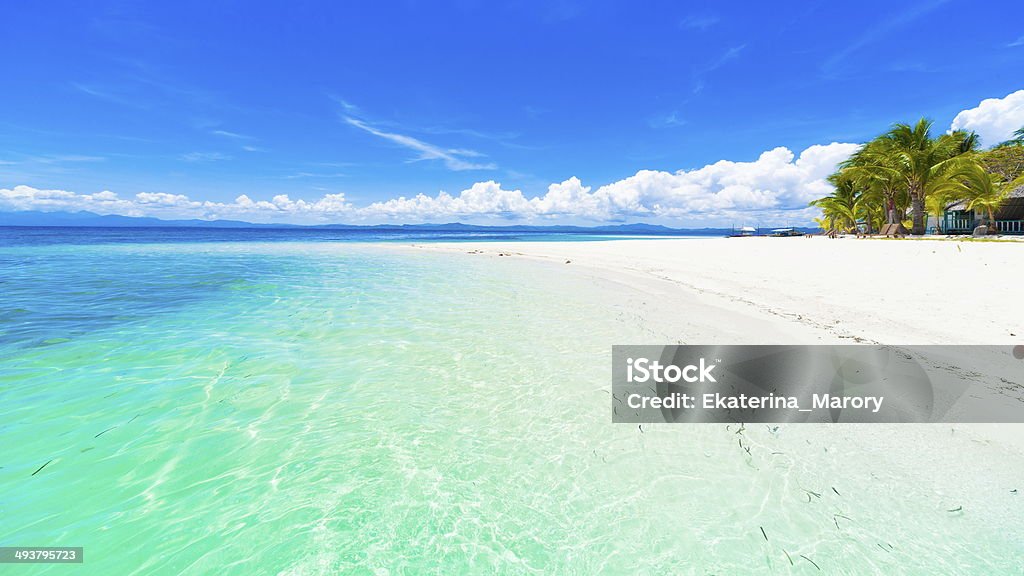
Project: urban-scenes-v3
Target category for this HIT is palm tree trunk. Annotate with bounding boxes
[886,196,896,225]
[910,195,926,235]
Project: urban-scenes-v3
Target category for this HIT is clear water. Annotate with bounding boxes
[1,229,1022,574]
[0,226,713,247]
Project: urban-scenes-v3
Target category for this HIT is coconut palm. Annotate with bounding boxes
[943,163,1024,231]
[874,119,977,234]
[924,182,961,234]
[840,140,908,226]
[810,173,866,233]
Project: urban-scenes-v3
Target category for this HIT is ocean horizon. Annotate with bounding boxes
[0,225,725,247]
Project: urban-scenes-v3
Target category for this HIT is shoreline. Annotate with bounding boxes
[397,236,1023,346]
[392,235,1024,436]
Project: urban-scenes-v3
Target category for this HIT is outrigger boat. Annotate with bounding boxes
[727,226,758,237]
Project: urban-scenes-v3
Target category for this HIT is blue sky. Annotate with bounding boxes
[2,0,1024,225]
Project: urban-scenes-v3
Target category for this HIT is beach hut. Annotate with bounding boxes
[938,184,1024,235]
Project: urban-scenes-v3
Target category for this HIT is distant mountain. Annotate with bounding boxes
[0,210,299,228]
[0,210,816,235]
[316,222,715,234]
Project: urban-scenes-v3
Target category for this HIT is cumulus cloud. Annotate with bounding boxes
[0,185,138,214]
[0,185,353,223]
[949,89,1024,147]
[347,141,857,222]
[583,143,858,219]
[363,181,532,219]
[1,142,859,225]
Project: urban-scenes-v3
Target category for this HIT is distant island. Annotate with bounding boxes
[0,210,815,235]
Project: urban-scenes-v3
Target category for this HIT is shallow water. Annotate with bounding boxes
[1,238,1022,574]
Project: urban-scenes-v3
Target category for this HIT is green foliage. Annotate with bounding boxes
[809,118,998,235]
[810,173,861,232]
[980,145,1024,182]
[951,164,1024,226]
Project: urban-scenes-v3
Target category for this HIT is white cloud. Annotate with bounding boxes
[0,154,105,165]
[949,89,1024,147]
[0,185,354,223]
[136,192,196,206]
[180,151,231,162]
[344,117,496,171]
[821,0,952,75]
[581,143,859,220]
[1,141,857,225]
[679,14,719,30]
[210,129,252,140]
[363,181,534,220]
[356,141,858,222]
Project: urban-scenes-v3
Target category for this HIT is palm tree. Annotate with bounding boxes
[943,163,1024,231]
[810,173,865,233]
[875,118,977,234]
[924,182,961,234]
[840,140,907,227]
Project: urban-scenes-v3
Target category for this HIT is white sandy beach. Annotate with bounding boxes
[405,235,1024,438]
[408,236,1023,347]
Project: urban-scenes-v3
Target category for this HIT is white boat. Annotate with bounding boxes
[768,227,802,237]
[728,226,758,237]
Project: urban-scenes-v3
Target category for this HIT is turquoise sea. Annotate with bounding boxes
[1,228,1022,574]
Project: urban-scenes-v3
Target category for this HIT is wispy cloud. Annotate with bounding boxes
[821,0,952,75]
[209,128,263,152]
[705,44,746,72]
[281,171,349,180]
[649,111,687,129]
[415,124,521,143]
[679,14,719,30]
[1008,35,1024,48]
[0,154,106,165]
[48,154,106,163]
[71,82,149,109]
[179,151,231,162]
[688,44,745,94]
[210,129,253,140]
[344,117,496,171]
[329,95,361,114]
